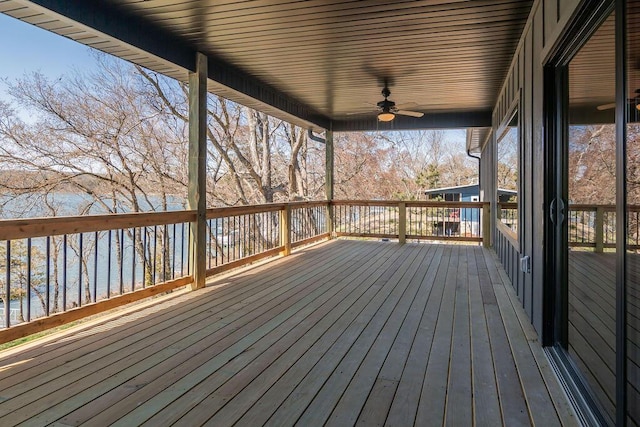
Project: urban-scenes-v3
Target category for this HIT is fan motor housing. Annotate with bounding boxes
[377,99,396,111]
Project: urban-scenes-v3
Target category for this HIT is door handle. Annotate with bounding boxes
[557,198,565,225]
[550,198,565,225]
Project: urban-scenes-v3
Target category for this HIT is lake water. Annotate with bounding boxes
[0,192,187,219]
[0,192,189,327]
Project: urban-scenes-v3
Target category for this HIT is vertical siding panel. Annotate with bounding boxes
[509,74,513,106]
[515,247,520,295]
[531,5,545,335]
[524,28,533,320]
[544,0,559,45]
[491,0,586,337]
[504,87,508,115]
[515,57,520,96]
[558,0,581,21]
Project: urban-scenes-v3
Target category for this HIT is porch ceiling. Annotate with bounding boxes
[0,0,533,131]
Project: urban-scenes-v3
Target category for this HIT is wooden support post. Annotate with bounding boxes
[595,206,605,253]
[325,130,335,238]
[398,202,406,244]
[326,201,334,238]
[188,52,207,290]
[280,204,292,256]
[482,202,491,248]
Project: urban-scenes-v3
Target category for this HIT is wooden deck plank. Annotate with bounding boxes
[5,244,350,391]
[319,245,440,426]
[0,241,338,366]
[0,247,342,399]
[294,245,435,426]
[493,249,579,426]
[350,246,444,427]
[444,244,472,426]
[567,251,619,422]
[493,274,562,426]
[0,241,574,427]
[60,243,381,426]
[13,273,350,423]
[568,325,616,417]
[482,250,531,425]
[414,246,459,426]
[127,242,403,426]
[254,244,429,426]
[468,247,502,426]
[383,246,452,427]
[3,242,365,425]
[68,242,384,426]
[202,243,421,427]
[0,240,345,386]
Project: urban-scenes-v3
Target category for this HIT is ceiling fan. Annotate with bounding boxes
[597,89,640,110]
[375,81,424,122]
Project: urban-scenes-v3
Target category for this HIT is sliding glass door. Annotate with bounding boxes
[626,2,640,424]
[565,11,617,424]
[547,1,640,424]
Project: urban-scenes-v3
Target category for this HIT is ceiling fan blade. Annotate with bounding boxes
[597,103,616,110]
[395,101,419,110]
[396,110,424,118]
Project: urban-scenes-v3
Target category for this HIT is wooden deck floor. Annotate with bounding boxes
[568,251,640,424]
[0,240,577,426]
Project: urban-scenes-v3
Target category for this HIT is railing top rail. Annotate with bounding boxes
[496,221,518,246]
[405,201,489,208]
[331,200,489,208]
[568,204,617,211]
[205,200,330,219]
[288,200,330,209]
[206,203,287,218]
[0,210,197,241]
[330,200,400,207]
[498,202,640,212]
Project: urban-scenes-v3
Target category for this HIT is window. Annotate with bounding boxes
[497,109,519,239]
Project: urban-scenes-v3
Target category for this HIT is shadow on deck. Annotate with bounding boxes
[0,240,577,426]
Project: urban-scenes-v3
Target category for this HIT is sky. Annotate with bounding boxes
[0,13,98,103]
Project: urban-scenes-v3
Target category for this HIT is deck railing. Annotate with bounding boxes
[0,211,196,333]
[203,201,330,276]
[332,200,490,244]
[567,204,640,251]
[0,199,487,342]
[496,203,640,252]
[332,201,399,239]
[497,202,518,233]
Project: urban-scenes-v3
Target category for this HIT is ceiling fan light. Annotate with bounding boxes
[378,112,395,122]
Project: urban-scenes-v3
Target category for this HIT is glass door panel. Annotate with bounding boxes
[567,12,617,424]
[627,1,640,423]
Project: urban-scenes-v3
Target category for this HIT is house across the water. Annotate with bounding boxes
[424,184,517,203]
[422,184,516,236]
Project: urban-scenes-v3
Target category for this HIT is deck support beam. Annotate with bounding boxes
[325,130,335,237]
[188,52,208,290]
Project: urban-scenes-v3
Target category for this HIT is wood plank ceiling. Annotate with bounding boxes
[0,0,533,131]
